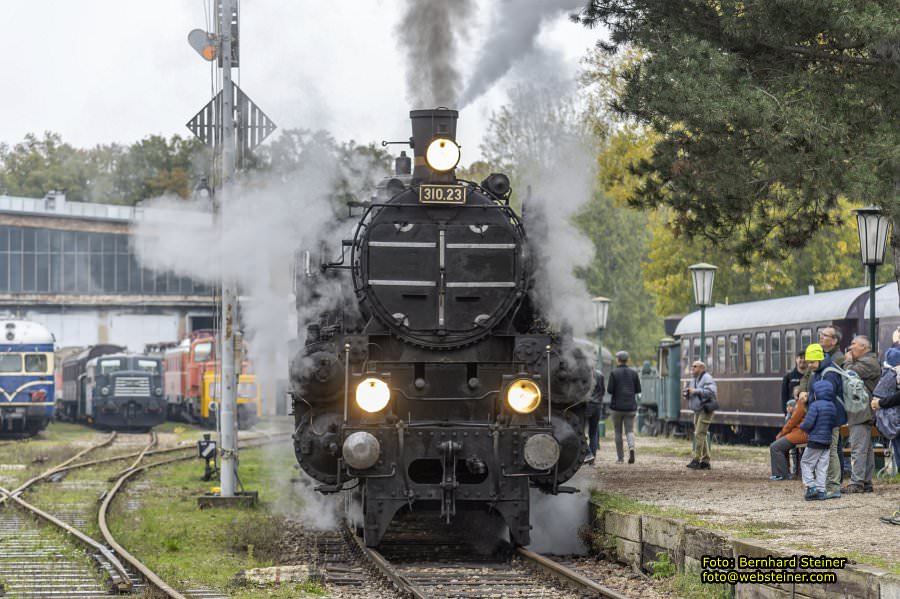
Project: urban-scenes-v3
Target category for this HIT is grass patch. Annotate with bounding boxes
[792,543,900,576]
[591,490,779,539]
[108,442,324,597]
[0,423,102,486]
[645,551,732,598]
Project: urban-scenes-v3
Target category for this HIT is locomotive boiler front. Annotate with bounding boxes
[291,108,590,547]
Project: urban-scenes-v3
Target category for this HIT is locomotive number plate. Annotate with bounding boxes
[419,184,467,205]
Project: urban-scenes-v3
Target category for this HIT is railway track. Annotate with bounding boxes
[0,428,291,598]
[344,513,631,599]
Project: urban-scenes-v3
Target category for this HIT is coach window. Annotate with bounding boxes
[784,330,796,370]
[755,333,766,374]
[681,338,690,374]
[800,328,812,351]
[716,337,726,375]
[742,334,752,373]
[770,331,781,373]
[692,338,701,367]
[729,335,739,374]
[705,337,713,368]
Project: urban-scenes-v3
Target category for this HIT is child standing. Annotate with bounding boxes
[799,379,838,500]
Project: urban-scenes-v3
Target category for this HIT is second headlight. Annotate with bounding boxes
[355,377,390,413]
[506,378,541,414]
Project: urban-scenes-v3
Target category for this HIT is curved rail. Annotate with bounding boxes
[516,547,633,599]
[0,430,117,505]
[99,454,191,599]
[0,484,133,592]
[97,432,292,598]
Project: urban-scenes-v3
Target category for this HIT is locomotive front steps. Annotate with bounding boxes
[591,501,900,599]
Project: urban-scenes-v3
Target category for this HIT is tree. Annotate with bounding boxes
[112,135,208,204]
[0,132,94,201]
[0,132,208,205]
[575,1,900,286]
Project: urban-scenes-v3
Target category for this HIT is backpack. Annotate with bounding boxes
[823,365,870,415]
[876,406,900,440]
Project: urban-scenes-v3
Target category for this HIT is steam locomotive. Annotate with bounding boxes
[290,109,594,547]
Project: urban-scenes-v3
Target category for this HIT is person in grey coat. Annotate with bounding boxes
[685,360,717,469]
[842,335,881,493]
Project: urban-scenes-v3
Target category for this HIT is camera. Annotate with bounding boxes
[682,388,691,400]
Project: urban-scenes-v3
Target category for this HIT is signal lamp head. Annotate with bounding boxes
[506,379,541,414]
[355,377,390,413]
[425,138,461,172]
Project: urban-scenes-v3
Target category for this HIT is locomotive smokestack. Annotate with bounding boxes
[410,108,459,182]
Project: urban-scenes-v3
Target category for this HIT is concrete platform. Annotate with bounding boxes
[197,490,258,509]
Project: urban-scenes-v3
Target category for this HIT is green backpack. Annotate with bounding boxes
[823,365,870,414]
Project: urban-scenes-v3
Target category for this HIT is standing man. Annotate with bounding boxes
[782,351,807,414]
[685,360,717,470]
[607,351,641,464]
[584,369,605,464]
[842,335,881,493]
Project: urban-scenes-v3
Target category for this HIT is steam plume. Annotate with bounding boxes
[459,0,583,108]
[396,0,474,107]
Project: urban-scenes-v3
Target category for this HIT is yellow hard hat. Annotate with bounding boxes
[804,343,825,361]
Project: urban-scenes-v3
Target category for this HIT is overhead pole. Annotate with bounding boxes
[218,0,238,498]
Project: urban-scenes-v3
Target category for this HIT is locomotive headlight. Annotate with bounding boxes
[100,386,110,396]
[355,377,390,413]
[425,138,460,172]
[506,379,541,414]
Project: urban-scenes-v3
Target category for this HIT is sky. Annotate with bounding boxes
[0,0,601,165]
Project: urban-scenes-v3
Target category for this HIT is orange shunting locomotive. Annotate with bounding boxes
[163,330,259,429]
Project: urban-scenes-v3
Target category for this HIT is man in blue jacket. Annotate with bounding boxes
[799,343,847,499]
[799,379,839,500]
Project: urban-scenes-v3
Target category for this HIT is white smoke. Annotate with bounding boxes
[459,0,584,108]
[486,76,596,336]
[132,138,388,413]
[396,0,475,107]
[526,488,590,554]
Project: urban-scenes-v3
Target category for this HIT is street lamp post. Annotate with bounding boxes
[689,263,717,364]
[854,206,892,352]
[592,296,610,355]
